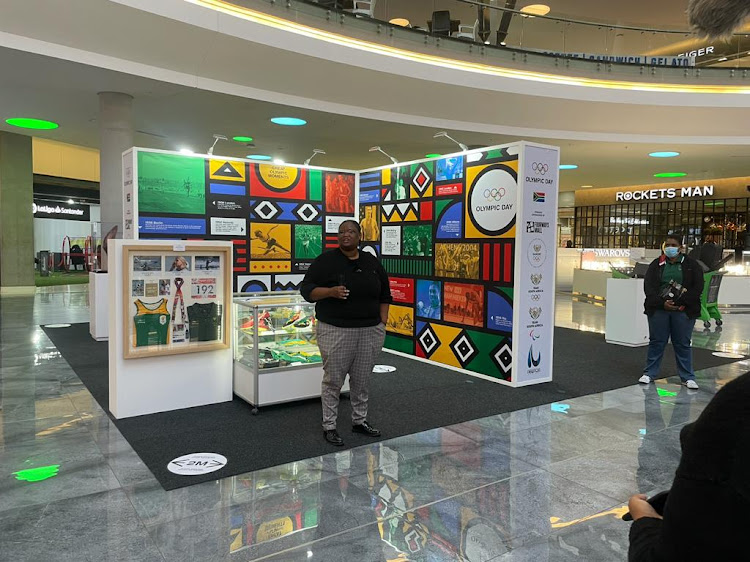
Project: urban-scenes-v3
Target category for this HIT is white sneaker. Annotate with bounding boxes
[638,375,651,384]
[685,380,699,390]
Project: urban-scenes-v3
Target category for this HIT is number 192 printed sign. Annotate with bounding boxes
[192,278,218,299]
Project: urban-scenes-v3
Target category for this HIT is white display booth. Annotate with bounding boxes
[108,239,233,418]
[604,278,649,347]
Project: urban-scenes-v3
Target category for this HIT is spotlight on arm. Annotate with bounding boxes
[304,148,326,166]
[369,146,398,165]
[207,134,228,156]
[433,131,468,152]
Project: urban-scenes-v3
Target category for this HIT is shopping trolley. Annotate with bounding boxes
[699,270,723,329]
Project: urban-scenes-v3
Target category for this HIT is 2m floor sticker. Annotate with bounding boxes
[168,453,227,475]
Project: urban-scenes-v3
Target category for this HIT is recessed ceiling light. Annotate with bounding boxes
[246,154,272,160]
[581,185,593,188]
[271,117,307,126]
[389,18,410,26]
[425,153,442,158]
[649,151,680,158]
[559,164,578,170]
[5,117,59,130]
[273,158,285,165]
[718,57,728,62]
[232,136,254,143]
[520,4,550,16]
[179,148,194,155]
[654,172,687,178]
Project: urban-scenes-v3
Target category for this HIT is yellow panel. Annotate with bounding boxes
[249,223,292,259]
[386,305,414,336]
[382,168,391,185]
[404,208,419,222]
[32,138,100,182]
[258,164,299,189]
[465,160,519,239]
[429,323,462,368]
[210,159,246,182]
[250,261,291,273]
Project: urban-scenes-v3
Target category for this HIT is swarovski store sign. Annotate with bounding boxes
[33,200,90,221]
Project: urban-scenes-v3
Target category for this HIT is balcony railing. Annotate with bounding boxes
[221,0,750,83]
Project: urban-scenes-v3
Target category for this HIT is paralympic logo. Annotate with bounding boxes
[532,162,549,175]
[483,188,506,202]
[529,329,540,341]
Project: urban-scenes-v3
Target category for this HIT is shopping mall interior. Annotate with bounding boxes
[1,1,749,560]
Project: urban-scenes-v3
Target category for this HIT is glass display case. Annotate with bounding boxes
[232,292,347,412]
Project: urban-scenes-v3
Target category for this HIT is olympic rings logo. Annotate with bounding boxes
[532,162,549,175]
[483,188,506,201]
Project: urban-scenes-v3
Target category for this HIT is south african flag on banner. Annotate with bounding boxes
[533,192,546,202]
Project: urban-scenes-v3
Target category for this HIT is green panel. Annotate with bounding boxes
[137,152,206,214]
[485,148,505,160]
[465,330,508,380]
[294,225,322,259]
[435,199,453,218]
[385,333,414,354]
[309,170,323,201]
[498,287,514,300]
[411,160,434,175]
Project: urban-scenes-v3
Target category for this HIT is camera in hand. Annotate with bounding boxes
[660,280,687,304]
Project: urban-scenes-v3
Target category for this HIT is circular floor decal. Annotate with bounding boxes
[167,453,227,476]
[373,365,397,373]
[712,351,745,359]
[44,324,71,328]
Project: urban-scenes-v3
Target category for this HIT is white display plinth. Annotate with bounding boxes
[108,239,233,419]
[233,363,349,407]
[718,276,750,306]
[572,268,611,301]
[605,278,649,347]
[89,271,110,341]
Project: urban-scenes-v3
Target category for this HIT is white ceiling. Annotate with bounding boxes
[0,0,747,194]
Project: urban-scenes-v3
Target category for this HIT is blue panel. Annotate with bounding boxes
[210,183,246,196]
[278,202,297,221]
[436,201,463,239]
[487,290,513,333]
[138,217,206,235]
[359,190,381,204]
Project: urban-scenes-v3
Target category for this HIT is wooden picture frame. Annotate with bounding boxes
[122,244,232,359]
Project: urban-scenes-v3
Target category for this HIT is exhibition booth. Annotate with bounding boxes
[96,143,559,418]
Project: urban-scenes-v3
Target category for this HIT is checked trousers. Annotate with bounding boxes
[316,320,386,431]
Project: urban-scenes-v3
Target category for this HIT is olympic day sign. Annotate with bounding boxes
[513,143,559,386]
[467,165,517,236]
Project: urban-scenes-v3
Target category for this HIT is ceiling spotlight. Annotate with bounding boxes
[179,148,194,155]
[304,148,326,166]
[207,134,228,156]
[369,146,398,165]
[433,131,468,152]
[273,158,285,165]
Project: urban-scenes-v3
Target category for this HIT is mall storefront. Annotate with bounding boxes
[573,177,750,251]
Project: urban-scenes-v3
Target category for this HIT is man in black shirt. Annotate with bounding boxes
[301,220,392,446]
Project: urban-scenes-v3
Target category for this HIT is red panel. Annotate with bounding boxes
[416,344,426,358]
[249,164,307,200]
[389,277,415,303]
[236,257,247,264]
[504,243,512,283]
[420,201,433,221]
[493,244,501,282]
[236,248,247,255]
[233,267,246,272]
[482,244,490,281]
[436,182,462,196]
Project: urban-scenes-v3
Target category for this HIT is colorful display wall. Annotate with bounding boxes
[360,142,559,385]
[123,149,356,293]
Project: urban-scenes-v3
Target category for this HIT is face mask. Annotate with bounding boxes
[664,247,679,259]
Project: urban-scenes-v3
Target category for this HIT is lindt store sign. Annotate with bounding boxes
[615,185,714,202]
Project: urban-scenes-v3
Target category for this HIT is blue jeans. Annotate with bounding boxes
[643,309,696,382]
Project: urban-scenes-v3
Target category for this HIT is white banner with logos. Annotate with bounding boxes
[513,143,560,385]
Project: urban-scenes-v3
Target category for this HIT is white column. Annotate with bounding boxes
[98,92,134,229]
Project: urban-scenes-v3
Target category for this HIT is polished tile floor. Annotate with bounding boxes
[1,286,748,561]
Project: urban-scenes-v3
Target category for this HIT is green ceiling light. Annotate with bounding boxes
[649,151,680,158]
[232,136,254,143]
[654,172,687,178]
[5,117,59,130]
[559,164,578,170]
[425,153,442,158]
[13,465,60,482]
[246,154,272,160]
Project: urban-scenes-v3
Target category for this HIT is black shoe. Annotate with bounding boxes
[352,421,381,437]
[324,429,344,446]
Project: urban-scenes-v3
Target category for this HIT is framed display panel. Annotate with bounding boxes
[122,243,232,359]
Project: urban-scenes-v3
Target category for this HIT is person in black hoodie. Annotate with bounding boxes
[640,236,704,389]
[627,371,750,561]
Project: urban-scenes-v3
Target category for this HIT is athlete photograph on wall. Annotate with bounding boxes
[434,243,480,279]
[403,225,433,257]
[324,173,355,214]
[443,282,484,327]
[294,225,322,259]
[359,205,379,241]
[195,255,221,271]
[250,223,292,259]
[137,152,206,215]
